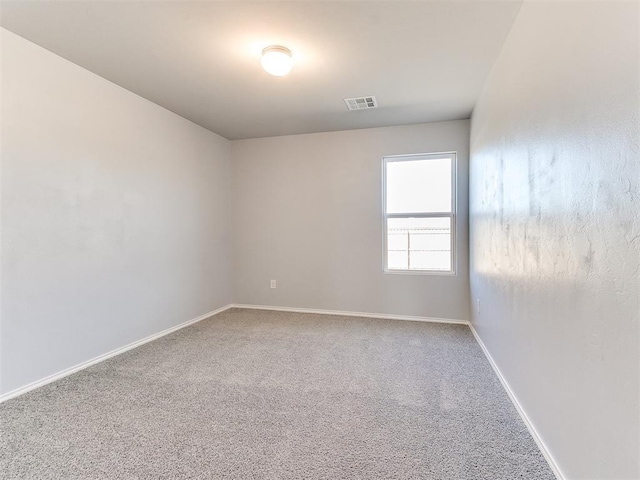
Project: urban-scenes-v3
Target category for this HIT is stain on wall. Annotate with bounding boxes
[470,2,639,479]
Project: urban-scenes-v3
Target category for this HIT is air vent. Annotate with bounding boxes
[344,96,378,111]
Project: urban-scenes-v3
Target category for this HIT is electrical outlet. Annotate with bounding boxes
[476,299,481,314]
[270,279,277,289]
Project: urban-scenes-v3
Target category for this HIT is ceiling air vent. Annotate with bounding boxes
[344,96,378,111]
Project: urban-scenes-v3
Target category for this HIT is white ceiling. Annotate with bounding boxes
[0,1,523,140]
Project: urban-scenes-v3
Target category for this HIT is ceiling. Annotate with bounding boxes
[0,1,523,140]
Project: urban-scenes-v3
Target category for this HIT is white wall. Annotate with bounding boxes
[0,29,232,395]
[232,121,470,321]
[469,2,639,479]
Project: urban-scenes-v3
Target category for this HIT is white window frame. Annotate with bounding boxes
[382,152,457,275]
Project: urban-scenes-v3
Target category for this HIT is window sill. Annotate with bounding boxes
[383,269,457,276]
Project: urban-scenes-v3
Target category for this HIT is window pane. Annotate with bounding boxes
[386,157,452,214]
[386,217,452,271]
[387,250,408,270]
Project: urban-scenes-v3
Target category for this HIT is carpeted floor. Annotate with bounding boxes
[0,308,555,479]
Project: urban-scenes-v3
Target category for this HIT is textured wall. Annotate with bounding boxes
[469,2,639,479]
[232,121,470,321]
[1,29,232,395]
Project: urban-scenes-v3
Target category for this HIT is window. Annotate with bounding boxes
[382,152,456,274]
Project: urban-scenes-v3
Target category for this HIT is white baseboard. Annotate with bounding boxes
[0,304,233,404]
[231,303,469,325]
[468,323,565,480]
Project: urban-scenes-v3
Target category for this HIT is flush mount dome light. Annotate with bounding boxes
[261,45,294,76]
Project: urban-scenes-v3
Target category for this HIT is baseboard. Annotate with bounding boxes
[231,303,469,325]
[468,324,565,480]
[0,304,233,404]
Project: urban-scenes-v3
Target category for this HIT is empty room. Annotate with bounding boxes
[0,1,638,479]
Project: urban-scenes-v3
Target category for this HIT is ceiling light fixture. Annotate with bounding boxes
[261,45,294,77]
